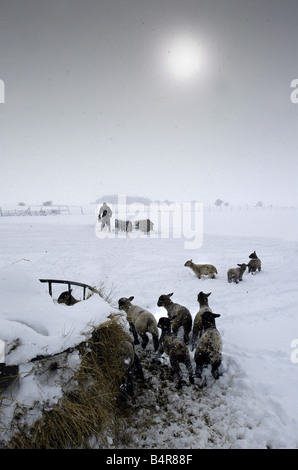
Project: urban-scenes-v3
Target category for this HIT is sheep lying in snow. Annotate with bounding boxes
[194,311,222,380]
[118,339,144,397]
[157,293,192,344]
[227,263,247,284]
[192,291,213,351]
[247,251,262,274]
[118,297,159,351]
[155,317,194,389]
[184,259,218,279]
[57,289,80,306]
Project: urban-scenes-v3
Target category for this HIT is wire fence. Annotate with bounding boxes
[0,205,84,216]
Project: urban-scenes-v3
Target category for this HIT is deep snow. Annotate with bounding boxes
[0,204,297,449]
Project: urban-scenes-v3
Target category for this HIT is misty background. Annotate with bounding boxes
[0,0,297,207]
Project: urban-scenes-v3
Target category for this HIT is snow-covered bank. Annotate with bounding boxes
[0,207,297,448]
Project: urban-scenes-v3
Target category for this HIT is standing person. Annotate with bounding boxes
[98,202,112,232]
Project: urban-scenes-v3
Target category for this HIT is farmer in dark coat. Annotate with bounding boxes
[98,202,112,231]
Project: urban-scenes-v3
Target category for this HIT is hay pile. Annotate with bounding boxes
[4,318,137,449]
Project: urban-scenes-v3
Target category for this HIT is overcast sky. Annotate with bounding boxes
[0,0,297,206]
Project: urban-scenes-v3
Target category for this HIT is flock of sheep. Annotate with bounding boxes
[117,251,262,393]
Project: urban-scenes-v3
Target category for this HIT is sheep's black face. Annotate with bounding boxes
[157,317,171,330]
[157,295,166,307]
[249,251,258,259]
[118,298,129,310]
[58,290,72,300]
[157,293,173,306]
[237,263,247,271]
[201,311,220,329]
[197,291,211,304]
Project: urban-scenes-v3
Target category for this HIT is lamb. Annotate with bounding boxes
[194,311,222,380]
[227,263,247,283]
[118,296,159,351]
[184,259,218,279]
[192,291,213,351]
[155,317,194,389]
[57,289,80,306]
[157,293,192,344]
[247,251,262,274]
[118,339,144,397]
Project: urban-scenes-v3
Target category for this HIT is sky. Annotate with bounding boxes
[0,0,297,207]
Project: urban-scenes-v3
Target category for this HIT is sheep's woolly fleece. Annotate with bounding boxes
[0,206,298,450]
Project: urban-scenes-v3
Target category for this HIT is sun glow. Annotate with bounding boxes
[165,35,203,80]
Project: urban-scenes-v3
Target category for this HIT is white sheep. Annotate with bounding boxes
[155,317,194,389]
[192,291,213,351]
[227,263,247,283]
[194,311,222,380]
[247,251,262,274]
[184,259,218,279]
[157,293,192,344]
[118,296,159,351]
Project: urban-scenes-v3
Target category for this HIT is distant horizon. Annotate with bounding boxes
[1,193,298,210]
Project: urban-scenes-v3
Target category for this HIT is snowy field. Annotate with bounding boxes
[0,204,298,449]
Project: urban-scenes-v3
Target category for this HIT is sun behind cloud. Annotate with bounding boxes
[164,34,203,80]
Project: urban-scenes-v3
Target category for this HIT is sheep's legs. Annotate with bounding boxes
[140,333,149,350]
[129,323,140,345]
[152,334,159,352]
[169,358,183,388]
[192,328,199,351]
[195,352,209,378]
[196,354,221,380]
[184,357,194,384]
[211,360,221,379]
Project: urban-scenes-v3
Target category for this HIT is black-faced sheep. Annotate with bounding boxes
[227,263,247,284]
[118,340,144,397]
[192,291,213,351]
[184,259,218,279]
[247,251,261,274]
[194,311,222,380]
[157,293,192,344]
[57,289,80,306]
[118,297,159,351]
[156,317,194,389]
